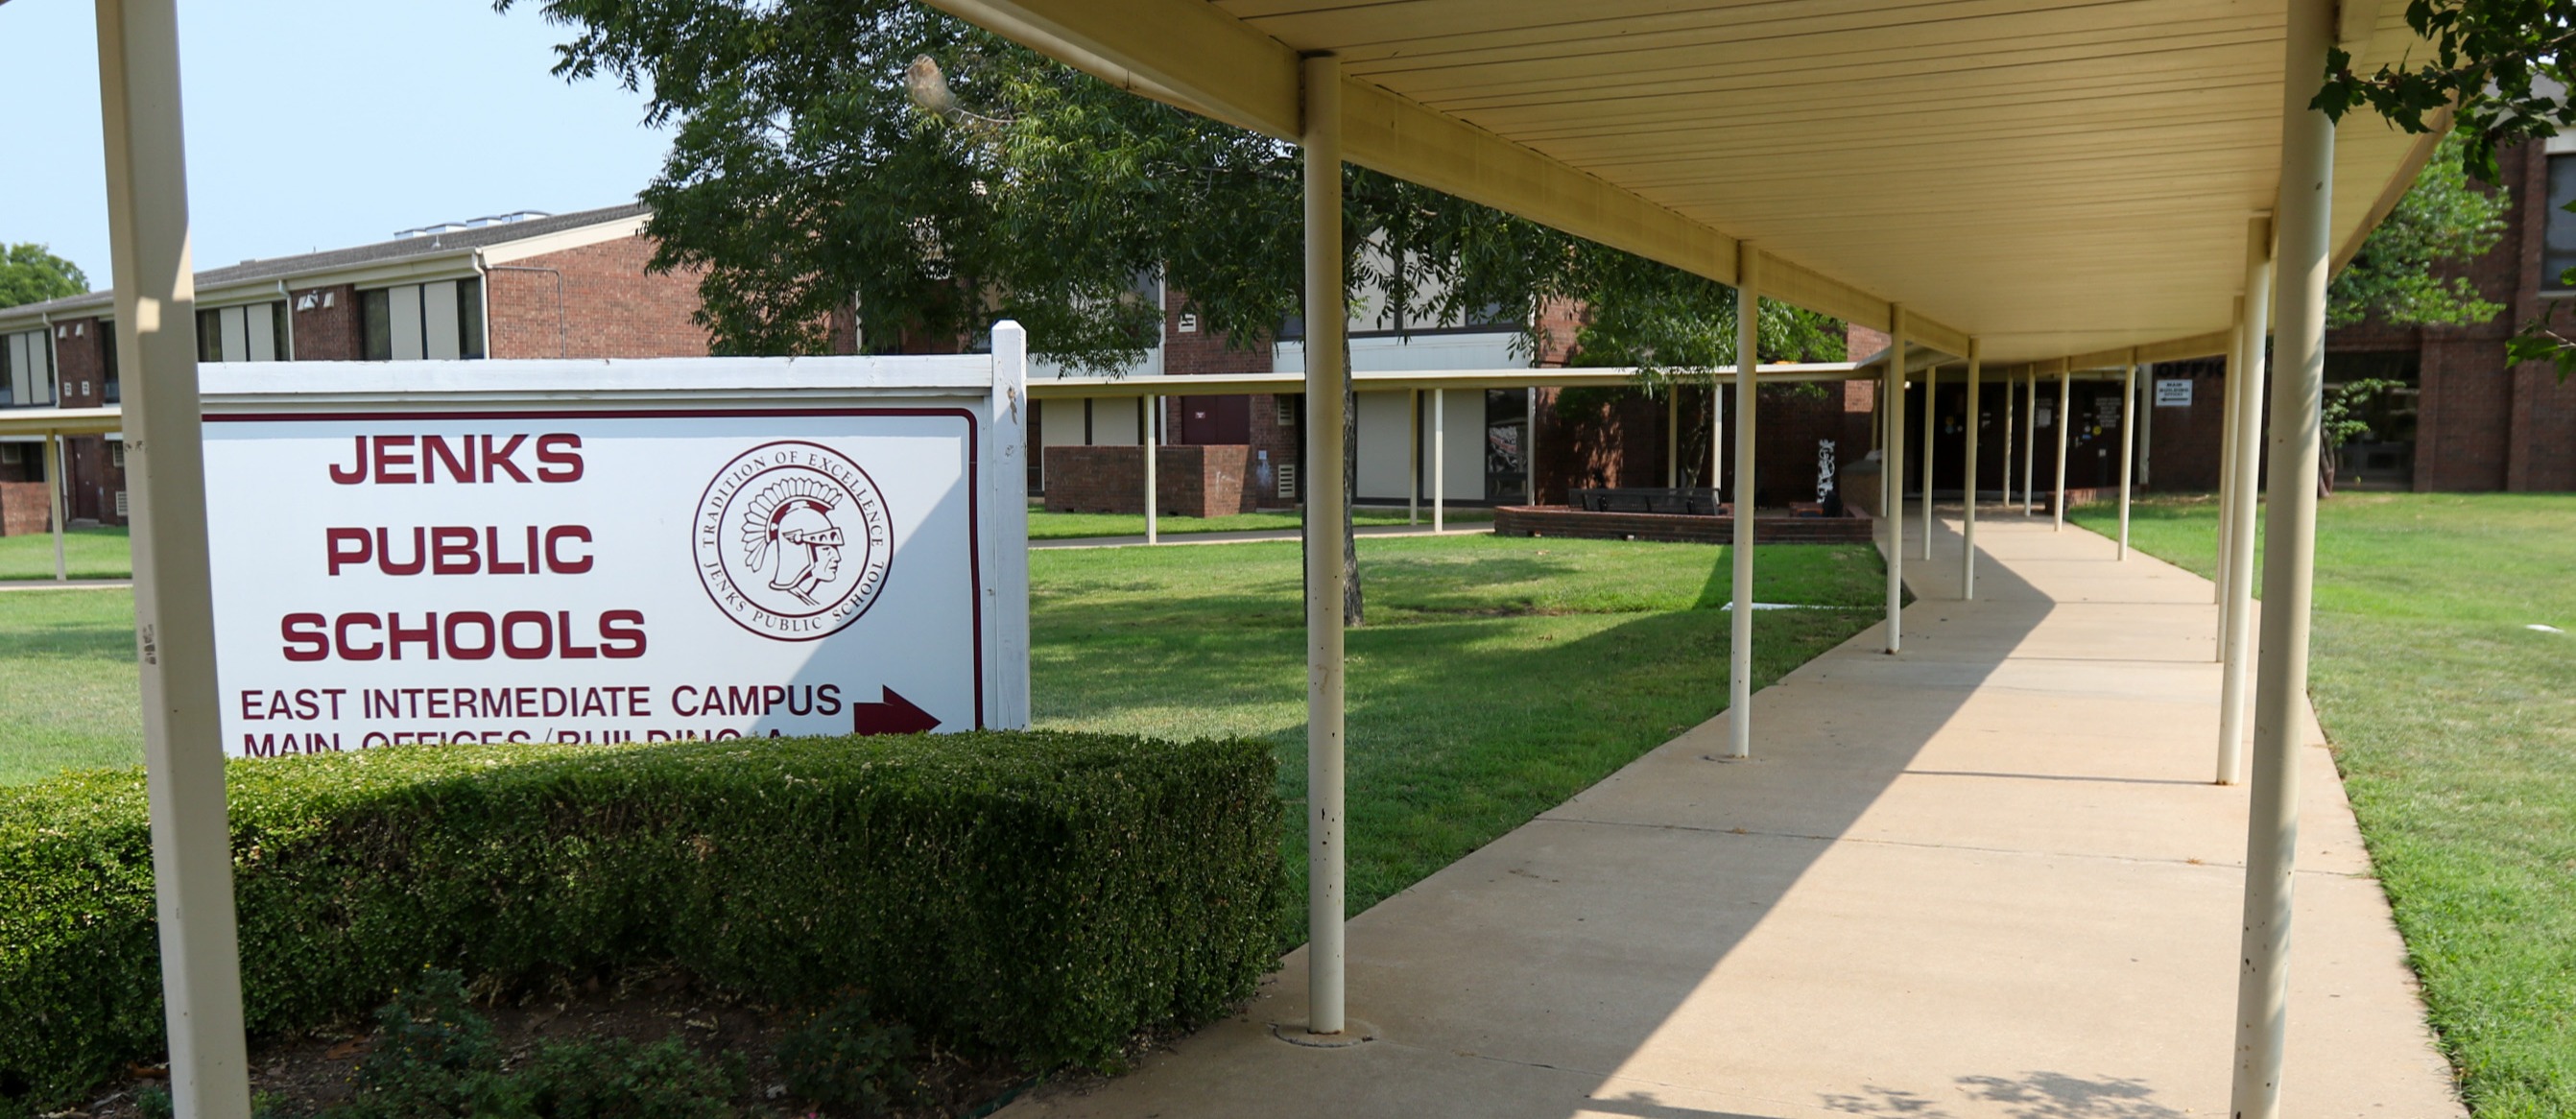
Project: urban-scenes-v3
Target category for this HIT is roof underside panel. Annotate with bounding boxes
[941,0,2437,366]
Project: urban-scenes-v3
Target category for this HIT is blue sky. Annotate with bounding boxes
[0,0,672,290]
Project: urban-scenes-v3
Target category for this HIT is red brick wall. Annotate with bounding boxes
[488,235,710,359]
[66,437,124,526]
[47,317,108,408]
[2327,140,2576,491]
[2144,359,2229,491]
[0,481,49,536]
[1041,444,1257,516]
[287,284,362,361]
[1160,288,1299,508]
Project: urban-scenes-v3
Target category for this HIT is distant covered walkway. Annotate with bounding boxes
[1001,512,2460,1119]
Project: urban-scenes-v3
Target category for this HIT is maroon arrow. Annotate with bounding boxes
[850,687,940,736]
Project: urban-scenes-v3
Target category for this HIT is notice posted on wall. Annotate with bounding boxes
[205,410,992,757]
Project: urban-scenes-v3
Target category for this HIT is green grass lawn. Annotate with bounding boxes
[0,526,131,581]
[1027,505,1490,540]
[0,589,145,783]
[2074,492,2576,1118]
[1030,534,1881,941]
[0,533,1882,952]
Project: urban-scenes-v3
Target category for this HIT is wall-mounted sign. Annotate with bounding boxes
[2156,378,2193,407]
[203,334,1031,756]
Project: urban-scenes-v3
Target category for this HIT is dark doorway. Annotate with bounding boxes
[1180,395,1252,444]
[1486,388,1529,502]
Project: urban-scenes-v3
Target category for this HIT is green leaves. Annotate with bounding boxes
[2310,0,2576,184]
[0,245,86,311]
[512,0,1826,373]
[2328,132,2509,329]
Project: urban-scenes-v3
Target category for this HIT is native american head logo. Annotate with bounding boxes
[695,440,894,641]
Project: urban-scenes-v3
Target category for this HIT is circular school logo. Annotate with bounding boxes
[693,440,894,641]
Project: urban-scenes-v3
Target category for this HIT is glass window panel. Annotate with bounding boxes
[361,288,393,361]
[458,277,485,359]
[197,308,225,363]
[423,280,462,361]
[2546,155,2576,290]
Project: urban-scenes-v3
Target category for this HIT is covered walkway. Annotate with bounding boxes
[1001,512,2460,1119]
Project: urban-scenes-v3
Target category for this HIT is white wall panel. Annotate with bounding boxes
[219,306,248,364]
[389,284,425,362]
[1088,396,1139,446]
[1433,390,1484,502]
[1354,390,1411,501]
[245,303,277,363]
[424,281,463,361]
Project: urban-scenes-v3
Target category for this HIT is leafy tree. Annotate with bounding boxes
[2313,2,2576,375]
[2328,132,2509,328]
[506,0,1841,621]
[0,244,87,309]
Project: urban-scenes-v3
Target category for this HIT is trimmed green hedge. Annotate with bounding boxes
[0,732,1283,1112]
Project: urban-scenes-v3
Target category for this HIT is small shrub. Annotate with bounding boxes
[323,969,739,1119]
[776,997,917,1115]
[0,732,1283,1114]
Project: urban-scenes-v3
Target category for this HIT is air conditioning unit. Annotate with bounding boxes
[115,490,129,517]
[1277,397,1296,426]
[1277,463,1298,499]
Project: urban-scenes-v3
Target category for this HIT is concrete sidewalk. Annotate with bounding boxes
[1004,508,2462,1119]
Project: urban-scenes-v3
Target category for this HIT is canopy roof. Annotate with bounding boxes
[929,0,2436,368]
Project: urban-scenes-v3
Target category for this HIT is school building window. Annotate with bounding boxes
[2546,154,2576,292]
[361,278,486,361]
[196,300,290,363]
[1,328,55,407]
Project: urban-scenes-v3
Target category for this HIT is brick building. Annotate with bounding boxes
[0,204,708,533]
[2322,138,2576,491]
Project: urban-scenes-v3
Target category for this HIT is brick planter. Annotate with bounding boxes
[1493,505,1875,544]
[0,482,50,537]
[1043,444,1258,517]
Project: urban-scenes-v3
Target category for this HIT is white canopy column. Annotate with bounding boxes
[2232,0,2335,1111]
[1300,52,1351,1039]
[1960,342,1981,599]
[2218,219,2274,785]
[2117,358,2137,559]
[96,0,254,1114]
[1883,308,1907,654]
[1727,249,1759,759]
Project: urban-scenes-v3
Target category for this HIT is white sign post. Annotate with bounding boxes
[201,324,1030,755]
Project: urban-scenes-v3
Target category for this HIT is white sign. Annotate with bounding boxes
[201,330,1031,757]
[2156,378,2194,407]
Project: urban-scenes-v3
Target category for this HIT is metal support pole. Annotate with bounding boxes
[1884,308,1907,654]
[2118,360,2137,560]
[2230,2,2332,1108]
[1728,249,1759,759]
[2023,371,2038,516]
[1143,395,1158,545]
[1920,361,1936,561]
[1666,388,1679,488]
[1300,53,1348,1038]
[50,433,70,582]
[1527,385,1540,504]
[1961,342,1981,600]
[2218,218,2273,783]
[96,0,252,1113]
[2052,369,2070,531]
[1713,381,1727,499]
[1408,390,1419,526]
[2001,360,2015,510]
[2217,297,2246,611]
[1432,388,1445,534]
